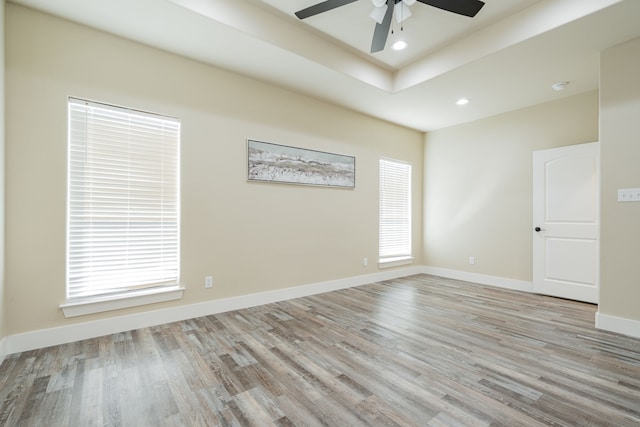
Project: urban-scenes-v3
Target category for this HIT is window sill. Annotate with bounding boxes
[378,256,415,269]
[60,285,185,318]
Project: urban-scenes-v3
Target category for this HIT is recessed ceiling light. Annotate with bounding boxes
[391,40,408,51]
[456,98,470,106]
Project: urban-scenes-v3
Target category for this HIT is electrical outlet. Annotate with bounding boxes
[204,276,213,288]
[363,257,368,267]
[469,256,475,265]
[618,188,640,202]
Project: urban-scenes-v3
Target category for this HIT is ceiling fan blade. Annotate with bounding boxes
[295,0,359,20]
[371,0,394,53]
[416,0,485,17]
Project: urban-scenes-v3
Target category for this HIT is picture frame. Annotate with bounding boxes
[247,139,355,188]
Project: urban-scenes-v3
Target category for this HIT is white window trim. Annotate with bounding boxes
[379,157,412,264]
[60,285,185,318]
[378,256,415,269]
[65,97,182,313]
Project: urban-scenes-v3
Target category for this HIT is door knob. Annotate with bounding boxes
[534,226,544,232]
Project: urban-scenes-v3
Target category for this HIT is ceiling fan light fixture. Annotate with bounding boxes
[402,0,417,6]
[391,40,408,51]
[369,4,388,24]
[394,2,412,23]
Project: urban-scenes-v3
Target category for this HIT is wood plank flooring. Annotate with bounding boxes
[1,274,639,426]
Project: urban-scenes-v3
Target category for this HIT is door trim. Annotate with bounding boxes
[532,142,600,303]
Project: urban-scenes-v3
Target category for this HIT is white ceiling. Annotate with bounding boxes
[10,0,640,132]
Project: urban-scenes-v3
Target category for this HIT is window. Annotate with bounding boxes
[379,158,412,266]
[66,98,181,307]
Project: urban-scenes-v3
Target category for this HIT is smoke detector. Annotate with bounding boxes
[552,81,569,91]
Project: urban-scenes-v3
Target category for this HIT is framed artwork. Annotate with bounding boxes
[247,139,355,188]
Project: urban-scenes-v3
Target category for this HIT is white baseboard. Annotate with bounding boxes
[595,312,640,339]
[3,265,423,355]
[0,337,7,365]
[7,264,638,357]
[421,266,533,293]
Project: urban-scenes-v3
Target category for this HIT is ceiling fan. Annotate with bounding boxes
[295,0,485,53]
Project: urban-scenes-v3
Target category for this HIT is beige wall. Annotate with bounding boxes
[423,91,599,280]
[0,0,5,340]
[600,37,640,321]
[4,5,423,336]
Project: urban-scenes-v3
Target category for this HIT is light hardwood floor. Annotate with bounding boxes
[1,274,639,426]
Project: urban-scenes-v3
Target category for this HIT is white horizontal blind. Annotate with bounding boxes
[67,98,180,300]
[379,158,412,259]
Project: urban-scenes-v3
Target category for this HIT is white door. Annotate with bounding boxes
[533,142,599,303]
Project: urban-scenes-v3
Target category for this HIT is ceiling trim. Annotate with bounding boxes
[170,0,624,95]
[394,0,624,92]
[169,0,394,91]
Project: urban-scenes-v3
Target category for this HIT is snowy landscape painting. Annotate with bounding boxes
[247,140,355,188]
